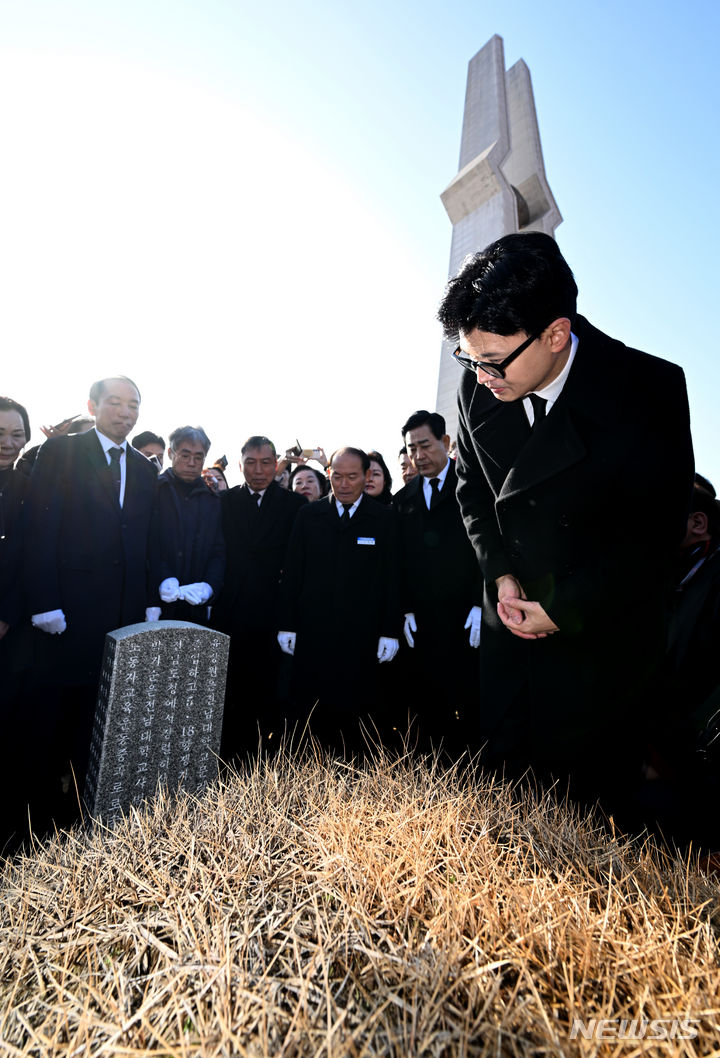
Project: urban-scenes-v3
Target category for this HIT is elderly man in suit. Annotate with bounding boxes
[23,375,158,814]
[393,410,483,752]
[148,425,225,625]
[439,232,694,809]
[277,447,400,753]
[212,435,306,757]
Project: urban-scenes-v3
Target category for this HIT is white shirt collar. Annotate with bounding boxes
[334,494,363,518]
[523,331,578,421]
[94,427,127,454]
[422,457,451,503]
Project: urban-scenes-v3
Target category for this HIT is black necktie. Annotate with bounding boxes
[529,393,547,429]
[429,477,441,509]
[340,502,352,524]
[108,447,123,500]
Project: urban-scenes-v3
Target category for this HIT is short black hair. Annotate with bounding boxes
[169,426,211,455]
[329,446,370,473]
[89,376,141,404]
[241,435,276,457]
[0,396,30,443]
[437,232,578,342]
[695,472,716,497]
[132,430,165,449]
[401,409,446,441]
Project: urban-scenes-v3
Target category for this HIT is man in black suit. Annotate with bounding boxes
[212,435,306,757]
[393,410,483,751]
[277,447,400,753]
[438,232,694,808]
[23,375,158,811]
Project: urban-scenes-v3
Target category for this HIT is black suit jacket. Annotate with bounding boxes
[212,480,306,634]
[455,316,694,755]
[393,460,483,626]
[456,316,693,637]
[23,429,158,683]
[278,494,400,660]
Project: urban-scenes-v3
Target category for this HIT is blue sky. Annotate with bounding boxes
[1,0,718,485]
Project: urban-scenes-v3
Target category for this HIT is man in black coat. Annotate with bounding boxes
[438,232,694,810]
[393,409,483,752]
[277,447,400,753]
[147,425,225,625]
[22,375,158,810]
[212,435,306,756]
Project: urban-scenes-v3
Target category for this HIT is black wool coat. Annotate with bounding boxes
[277,494,400,707]
[212,480,306,635]
[23,429,158,685]
[455,315,694,761]
[148,469,225,607]
[393,459,483,630]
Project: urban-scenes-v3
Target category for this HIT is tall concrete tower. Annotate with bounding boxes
[436,35,562,439]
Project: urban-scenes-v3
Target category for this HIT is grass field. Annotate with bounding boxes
[1,746,719,1056]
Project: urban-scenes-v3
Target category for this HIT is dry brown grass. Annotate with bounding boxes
[1,743,720,1056]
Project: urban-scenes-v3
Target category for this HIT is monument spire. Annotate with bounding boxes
[436,35,562,438]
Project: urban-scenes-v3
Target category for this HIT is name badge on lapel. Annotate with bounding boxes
[356,536,376,546]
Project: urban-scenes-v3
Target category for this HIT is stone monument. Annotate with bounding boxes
[84,621,230,825]
[436,34,562,439]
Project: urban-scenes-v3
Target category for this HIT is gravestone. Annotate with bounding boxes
[84,621,230,825]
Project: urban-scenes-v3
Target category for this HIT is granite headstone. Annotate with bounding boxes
[84,620,229,824]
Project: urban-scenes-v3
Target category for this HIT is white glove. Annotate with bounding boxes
[145,607,161,621]
[32,609,67,635]
[464,605,482,648]
[403,612,417,648]
[159,577,181,603]
[377,637,399,663]
[178,582,212,606]
[277,631,296,655]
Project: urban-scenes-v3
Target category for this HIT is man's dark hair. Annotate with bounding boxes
[401,409,446,440]
[169,426,211,455]
[241,435,276,457]
[132,430,165,450]
[437,232,578,342]
[398,445,408,457]
[329,446,370,473]
[89,376,141,404]
[695,472,716,497]
[0,396,30,443]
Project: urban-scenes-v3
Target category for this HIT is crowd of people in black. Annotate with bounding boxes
[0,388,717,852]
[1,233,718,857]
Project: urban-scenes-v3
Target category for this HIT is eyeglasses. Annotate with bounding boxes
[452,330,543,380]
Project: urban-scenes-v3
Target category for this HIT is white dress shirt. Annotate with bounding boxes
[334,494,363,519]
[422,457,451,510]
[95,427,127,507]
[523,331,579,426]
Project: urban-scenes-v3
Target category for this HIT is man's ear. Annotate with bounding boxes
[441,434,451,452]
[547,317,572,352]
[87,398,96,418]
[688,511,709,538]
[167,447,173,462]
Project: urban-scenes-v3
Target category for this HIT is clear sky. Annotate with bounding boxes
[1,0,718,486]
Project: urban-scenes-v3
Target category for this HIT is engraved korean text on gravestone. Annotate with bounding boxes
[84,621,229,823]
